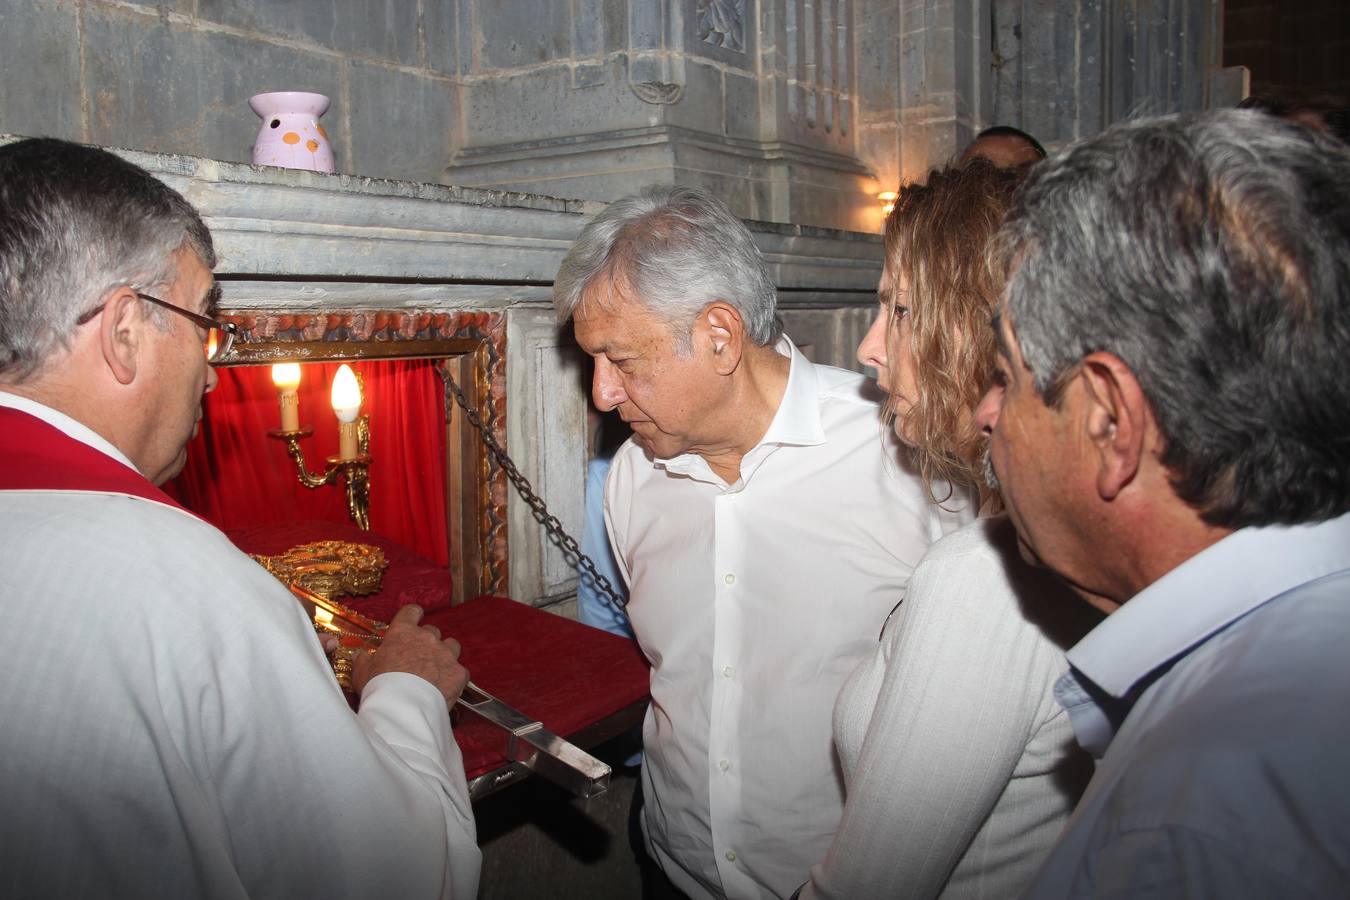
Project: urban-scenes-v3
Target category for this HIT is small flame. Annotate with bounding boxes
[877,191,898,215]
[205,330,219,360]
[271,363,302,390]
[331,364,362,421]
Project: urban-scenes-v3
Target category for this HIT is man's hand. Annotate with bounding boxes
[350,605,469,709]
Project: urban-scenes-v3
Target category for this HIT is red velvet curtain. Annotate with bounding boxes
[165,359,450,566]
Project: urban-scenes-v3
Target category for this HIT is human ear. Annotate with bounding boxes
[702,303,745,375]
[1077,352,1149,501]
[99,288,143,385]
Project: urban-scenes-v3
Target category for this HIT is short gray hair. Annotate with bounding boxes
[0,138,216,382]
[996,110,1350,528]
[553,185,781,348]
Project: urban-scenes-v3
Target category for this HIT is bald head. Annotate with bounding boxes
[959,127,1046,169]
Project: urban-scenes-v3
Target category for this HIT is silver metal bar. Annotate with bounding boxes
[456,682,612,799]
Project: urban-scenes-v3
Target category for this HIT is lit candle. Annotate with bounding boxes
[331,364,362,460]
[271,363,302,432]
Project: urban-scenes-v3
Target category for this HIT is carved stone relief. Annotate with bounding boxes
[630,81,686,104]
[699,0,746,52]
[785,0,853,136]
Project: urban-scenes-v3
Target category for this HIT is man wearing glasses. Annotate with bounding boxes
[0,138,481,898]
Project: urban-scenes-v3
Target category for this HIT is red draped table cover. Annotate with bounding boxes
[227,519,649,784]
[422,597,649,780]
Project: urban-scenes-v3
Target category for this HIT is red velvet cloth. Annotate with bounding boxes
[164,359,450,566]
[227,519,455,619]
[424,597,650,779]
[227,521,651,779]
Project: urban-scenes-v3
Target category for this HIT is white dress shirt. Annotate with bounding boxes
[0,392,481,899]
[605,338,963,900]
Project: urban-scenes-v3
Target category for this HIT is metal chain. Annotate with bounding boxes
[443,367,628,609]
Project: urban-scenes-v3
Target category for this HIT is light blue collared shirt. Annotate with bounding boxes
[1026,512,1350,898]
[577,454,632,638]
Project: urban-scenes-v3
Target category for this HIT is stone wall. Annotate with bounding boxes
[0,0,459,185]
[1,0,1229,230]
[0,0,878,229]
[852,0,1227,192]
[856,0,991,190]
[442,0,880,231]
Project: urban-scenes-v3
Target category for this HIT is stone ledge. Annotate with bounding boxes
[1,134,881,296]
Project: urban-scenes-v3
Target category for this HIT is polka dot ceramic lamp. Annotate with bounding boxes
[249,91,335,173]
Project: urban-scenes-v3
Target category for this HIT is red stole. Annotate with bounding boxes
[0,406,196,517]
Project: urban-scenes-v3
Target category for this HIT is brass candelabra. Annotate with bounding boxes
[268,417,372,531]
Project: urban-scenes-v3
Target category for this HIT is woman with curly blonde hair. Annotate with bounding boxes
[875,162,1008,499]
[794,160,1101,900]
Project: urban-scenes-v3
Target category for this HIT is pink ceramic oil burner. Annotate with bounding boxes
[249,91,335,173]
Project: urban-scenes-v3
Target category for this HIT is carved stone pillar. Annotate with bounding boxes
[989,0,1227,152]
[442,0,880,232]
[854,0,992,191]
[853,0,1225,194]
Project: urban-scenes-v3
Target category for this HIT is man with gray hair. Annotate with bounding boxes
[0,138,480,898]
[975,110,1350,896]
[555,186,949,899]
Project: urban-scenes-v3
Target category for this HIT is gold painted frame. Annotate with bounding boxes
[216,308,510,603]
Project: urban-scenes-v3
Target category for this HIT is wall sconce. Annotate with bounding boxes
[267,362,372,531]
[878,190,898,215]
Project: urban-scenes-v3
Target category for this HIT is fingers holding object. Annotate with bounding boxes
[389,604,444,640]
[351,605,468,707]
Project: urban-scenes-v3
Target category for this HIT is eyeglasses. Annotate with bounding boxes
[76,292,238,364]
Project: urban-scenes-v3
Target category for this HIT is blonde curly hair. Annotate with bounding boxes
[881,159,1026,500]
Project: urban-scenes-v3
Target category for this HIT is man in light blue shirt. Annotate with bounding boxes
[975,110,1350,897]
[578,454,633,638]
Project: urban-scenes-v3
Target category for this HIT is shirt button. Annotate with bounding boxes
[718,758,731,772]
[724,573,736,585]
[722,665,735,679]
[725,850,737,862]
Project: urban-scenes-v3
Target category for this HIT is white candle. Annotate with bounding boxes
[331,364,362,460]
[271,363,302,432]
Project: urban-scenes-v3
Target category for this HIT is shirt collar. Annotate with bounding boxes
[0,390,140,472]
[655,336,824,485]
[1068,511,1350,701]
[751,335,825,448]
[1053,667,1130,759]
